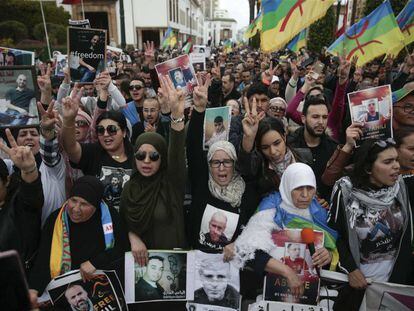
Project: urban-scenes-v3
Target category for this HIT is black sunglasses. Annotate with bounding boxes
[135,151,160,162]
[75,120,89,128]
[96,125,120,136]
[129,84,144,91]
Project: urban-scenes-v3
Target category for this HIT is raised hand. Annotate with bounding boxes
[343,122,363,153]
[144,41,155,68]
[95,71,111,92]
[63,66,70,84]
[193,73,211,112]
[37,63,52,93]
[159,75,185,118]
[211,62,221,80]
[0,129,37,174]
[290,59,300,79]
[338,56,351,85]
[62,85,83,121]
[242,97,263,139]
[37,100,59,133]
[145,123,156,132]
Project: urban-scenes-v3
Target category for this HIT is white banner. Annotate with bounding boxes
[363,281,414,311]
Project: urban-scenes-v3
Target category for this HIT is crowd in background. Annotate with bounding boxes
[1,41,414,311]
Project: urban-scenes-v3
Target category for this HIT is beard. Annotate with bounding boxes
[305,123,325,138]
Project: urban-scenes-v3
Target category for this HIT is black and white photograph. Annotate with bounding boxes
[0,66,39,128]
[46,271,126,311]
[199,204,240,250]
[168,67,188,89]
[192,251,240,310]
[68,27,106,83]
[124,250,190,303]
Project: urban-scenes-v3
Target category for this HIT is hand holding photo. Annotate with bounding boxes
[203,106,231,150]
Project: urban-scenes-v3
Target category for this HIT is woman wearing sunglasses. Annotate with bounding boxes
[328,138,413,310]
[61,93,134,212]
[120,77,187,280]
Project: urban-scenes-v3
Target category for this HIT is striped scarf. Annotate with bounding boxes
[50,201,114,278]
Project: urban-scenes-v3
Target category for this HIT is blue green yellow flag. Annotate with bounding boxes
[396,0,414,45]
[224,39,233,53]
[161,27,177,49]
[286,28,307,52]
[244,11,262,39]
[260,0,335,52]
[327,0,405,67]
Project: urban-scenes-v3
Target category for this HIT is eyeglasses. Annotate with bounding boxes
[96,125,120,136]
[75,120,89,128]
[373,138,396,148]
[143,108,159,113]
[269,106,286,113]
[129,84,144,91]
[135,151,160,161]
[209,159,234,168]
[394,103,414,114]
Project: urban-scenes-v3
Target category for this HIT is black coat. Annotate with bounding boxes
[0,174,43,272]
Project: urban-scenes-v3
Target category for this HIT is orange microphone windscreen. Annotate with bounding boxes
[301,228,315,244]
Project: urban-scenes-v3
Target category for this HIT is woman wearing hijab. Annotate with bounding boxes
[268,97,288,131]
[328,139,413,310]
[120,77,187,265]
[186,75,259,252]
[29,175,128,300]
[231,163,338,296]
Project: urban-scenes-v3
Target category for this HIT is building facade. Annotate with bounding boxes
[59,0,206,49]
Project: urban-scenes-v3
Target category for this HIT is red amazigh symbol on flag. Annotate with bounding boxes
[280,0,327,32]
[402,24,414,35]
[345,20,382,60]
[280,0,306,32]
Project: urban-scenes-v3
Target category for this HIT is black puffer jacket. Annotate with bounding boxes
[0,174,43,272]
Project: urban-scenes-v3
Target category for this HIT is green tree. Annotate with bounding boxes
[0,0,70,41]
[308,6,335,53]
[364,0,406,17]
[33,23,66,45]
[0,20,28,43]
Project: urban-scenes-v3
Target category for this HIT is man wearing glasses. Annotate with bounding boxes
[122,78,146,126]
[393,82,414,130]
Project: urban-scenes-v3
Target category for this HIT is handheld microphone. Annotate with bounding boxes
[301,228,320,276]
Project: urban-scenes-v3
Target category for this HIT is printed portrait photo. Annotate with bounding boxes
[203,106,231,150]
[199,204,239,250]
[0,66,39,128]
[168,67,187,89]
[68,27,106,83]
[282,243,306,275]
[193,251,240,310]
[134,251,187,303]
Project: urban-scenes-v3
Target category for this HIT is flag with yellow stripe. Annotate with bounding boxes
[260,0,335,52]
[327,0,405,67]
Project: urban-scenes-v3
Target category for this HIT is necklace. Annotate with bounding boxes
[112,155,122,160]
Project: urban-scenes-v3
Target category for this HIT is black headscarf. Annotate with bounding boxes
[120,132,168,236]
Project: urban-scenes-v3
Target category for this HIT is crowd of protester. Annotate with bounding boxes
[1,41,414,311]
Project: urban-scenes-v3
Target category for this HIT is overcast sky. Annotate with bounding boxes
[219,0,250,30]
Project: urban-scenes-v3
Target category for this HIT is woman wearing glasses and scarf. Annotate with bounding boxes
[61,88,134,212]
[328,138,413,310]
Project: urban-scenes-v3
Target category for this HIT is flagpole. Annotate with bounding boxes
[81,0,85,19]
[39,0,52,60]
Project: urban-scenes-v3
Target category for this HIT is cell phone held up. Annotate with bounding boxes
[310,61,325,80]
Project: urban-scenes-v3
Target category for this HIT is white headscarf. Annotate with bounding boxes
[207,141,246,207]
[279,163,316,219]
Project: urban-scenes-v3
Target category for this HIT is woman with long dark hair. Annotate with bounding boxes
[61,87,134,211]
[328,138,413,310]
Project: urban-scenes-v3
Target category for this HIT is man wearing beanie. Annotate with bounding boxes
[29,176,128,301]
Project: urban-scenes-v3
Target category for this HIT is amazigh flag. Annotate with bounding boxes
[260,0,335,52]
[244,11,262,39]
[396,0,414,45]
[161,27,177,49]
[286,28,307,52]
[182,38,193,54]
[328,0,405,67]
[224,39,233,53]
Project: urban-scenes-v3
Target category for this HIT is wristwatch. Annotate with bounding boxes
[171,115,185,123]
